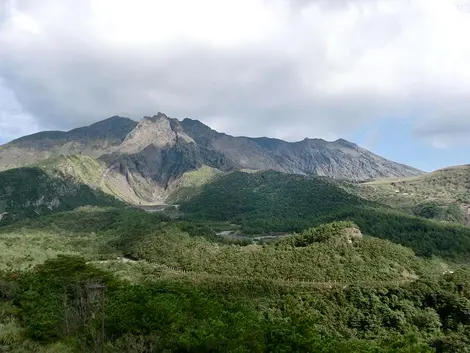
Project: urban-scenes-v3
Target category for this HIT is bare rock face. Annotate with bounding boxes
[119,113,194,153]
[0,112,423,204]
[342,227,364,244]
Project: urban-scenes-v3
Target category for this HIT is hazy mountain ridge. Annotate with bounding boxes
[0,112,423,203]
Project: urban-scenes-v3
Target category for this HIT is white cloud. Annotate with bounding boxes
[0,0,470,146]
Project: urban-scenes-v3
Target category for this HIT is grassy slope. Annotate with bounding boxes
[180,170,470,262]
[350,165,470,224]
[166,165,224,204]
[39,154,168,204]
[39,155,105,187]
[37,155,138,202]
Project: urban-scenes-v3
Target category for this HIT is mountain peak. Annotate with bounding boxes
[93,115,130,123]
[334,138,358,149]
[119,113,194,153]
[8,116,137,147]
[66,116,137,143]
[302,137,327,143]
[70,115,135,131]
[142,112,170,122]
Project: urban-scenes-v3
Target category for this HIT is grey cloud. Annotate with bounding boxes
[410,96,470,148]
[290,0,371,9]
[413,117,470,148]
[0,41,407,141]
[415,120,470,137]
[1,0,470,147]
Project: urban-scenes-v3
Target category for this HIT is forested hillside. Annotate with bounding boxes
[1,207,470,352]
[0,167,122,224]
[181,170,470,262]
[180,170,366,232]
[1,0,468,350]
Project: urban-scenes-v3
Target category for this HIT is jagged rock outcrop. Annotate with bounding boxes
[119,113,194,153]
[102,114,236,199]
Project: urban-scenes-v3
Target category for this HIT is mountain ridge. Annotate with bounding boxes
[0,112,423,203]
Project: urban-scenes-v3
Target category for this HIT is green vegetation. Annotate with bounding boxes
[117,224,441,284]
[349,165,470,225]
[38,155,106,187]
[0,167,122,224]
[37,155,141,203]
[0,207,244,271]
[4,112,470,351]
[167,165,224,203]
[3,168,470,351]
[1,208,470,352]
[181,170,364,232]
[181,170,470,262]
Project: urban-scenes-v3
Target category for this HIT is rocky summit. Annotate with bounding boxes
[0,112,423,203]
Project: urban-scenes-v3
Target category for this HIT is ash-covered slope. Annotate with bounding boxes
[180,118,422,180]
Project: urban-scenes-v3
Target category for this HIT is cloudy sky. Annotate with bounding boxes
[1,0,470,171]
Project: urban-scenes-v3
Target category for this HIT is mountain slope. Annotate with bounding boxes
[180,170,470,262]
[100,114,237,199]
[37,154,164,204]
[31,154,224,205]
[0,166,123,224]
[350,165,470,225]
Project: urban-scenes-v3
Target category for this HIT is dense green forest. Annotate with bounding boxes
[181,170,470,262]
[2,255,470,352]
[1,207,470,352]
